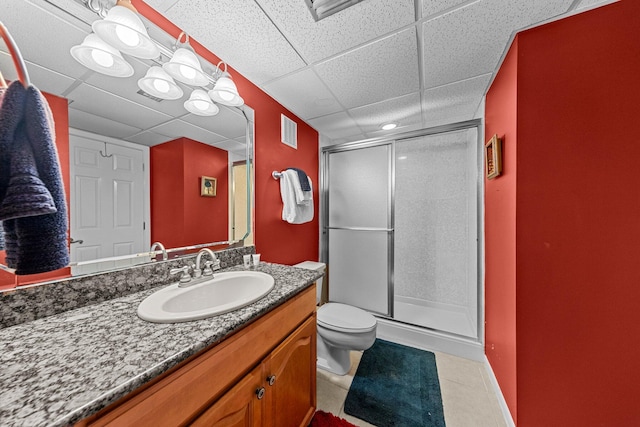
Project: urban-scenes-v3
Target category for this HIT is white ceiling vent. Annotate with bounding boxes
[304,0,366,22]
[281,114,298,149]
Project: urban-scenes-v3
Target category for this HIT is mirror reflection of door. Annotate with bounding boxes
[232,161,253,245]
[69,131,150,275]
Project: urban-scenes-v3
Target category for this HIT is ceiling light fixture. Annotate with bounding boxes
[208,61,244,107]
[70,33,134,77]
[137,66,183,100]
[92,0,159,59]
[163,47,209,86]
[381,122,397,130]
[71,2,244,116]
[184,89,220,116]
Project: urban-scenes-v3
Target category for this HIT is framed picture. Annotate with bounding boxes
[485,135,502,180]
[200,176,217,197]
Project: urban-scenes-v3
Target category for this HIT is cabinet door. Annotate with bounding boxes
[191,365,264,427]
[264,315,317,427]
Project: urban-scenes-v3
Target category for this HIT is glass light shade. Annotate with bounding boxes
[138,66,183,100]
[92,5,159,59]
[208,74,244,106]
[70,33,134,77]
[163,48,209,86]
[184,89,219,116]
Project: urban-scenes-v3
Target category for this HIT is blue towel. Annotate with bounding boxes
[287,167,311,191]
[0,81,69,275]
[0,128,57,220]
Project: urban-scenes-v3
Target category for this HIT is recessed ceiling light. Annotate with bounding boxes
[381,123,397,131]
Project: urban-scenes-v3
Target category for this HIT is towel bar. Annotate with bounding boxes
[272,171,283,180]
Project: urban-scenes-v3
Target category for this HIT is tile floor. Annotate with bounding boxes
[316,349,508,427]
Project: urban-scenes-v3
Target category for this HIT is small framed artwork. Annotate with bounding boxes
[200,176,217,197]
[485,135,502,180]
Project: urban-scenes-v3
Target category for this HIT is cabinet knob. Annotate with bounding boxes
[256,387,266,400]
[267,375,276,386]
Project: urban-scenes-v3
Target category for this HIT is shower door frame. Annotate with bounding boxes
[321,119,484,342]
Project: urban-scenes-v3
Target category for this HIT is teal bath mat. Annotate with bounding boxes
[344,339,445,426]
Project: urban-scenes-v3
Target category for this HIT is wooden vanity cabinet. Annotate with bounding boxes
[77,285,316,427]
[193,316,316,426]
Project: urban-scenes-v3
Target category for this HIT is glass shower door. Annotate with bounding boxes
[325,143,392,316]
[393,128,479,337]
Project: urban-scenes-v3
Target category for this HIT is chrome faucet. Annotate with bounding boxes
[194,248,220,278]
[150,241,168,261]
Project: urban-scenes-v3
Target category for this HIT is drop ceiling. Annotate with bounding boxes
[1,0,617,149]
[145,0,616,145]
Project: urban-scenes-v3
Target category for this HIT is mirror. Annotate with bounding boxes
[0,0,254,281]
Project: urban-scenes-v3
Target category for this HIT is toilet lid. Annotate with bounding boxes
[317,303,377,332]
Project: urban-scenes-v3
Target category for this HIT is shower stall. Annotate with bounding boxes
[321,120,482,356]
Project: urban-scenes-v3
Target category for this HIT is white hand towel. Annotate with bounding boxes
[280,170,313,224]
[288,168,312,206]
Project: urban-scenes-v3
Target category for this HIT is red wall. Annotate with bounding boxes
[485,1,640,425]
[0,91,71,289]
[151,137,229,248]
[136,1,319,265]
[484,38,519,423]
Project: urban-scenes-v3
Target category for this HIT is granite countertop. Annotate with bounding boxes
[0,263,322,427]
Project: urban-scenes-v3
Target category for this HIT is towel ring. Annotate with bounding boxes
[0,22,31,87]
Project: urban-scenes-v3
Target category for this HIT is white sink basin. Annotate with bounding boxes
[137,271,275,323]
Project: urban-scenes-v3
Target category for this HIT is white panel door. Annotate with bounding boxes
[70,134,146,274]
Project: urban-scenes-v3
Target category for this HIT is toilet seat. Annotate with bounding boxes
[317,303,376,333]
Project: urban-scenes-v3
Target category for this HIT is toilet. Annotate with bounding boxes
[294,261,377,375]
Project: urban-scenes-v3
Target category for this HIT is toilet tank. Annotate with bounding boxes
[294,261,326,304]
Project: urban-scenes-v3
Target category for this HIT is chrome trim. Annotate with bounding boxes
[326,226,393,232]
[320,119,483,340]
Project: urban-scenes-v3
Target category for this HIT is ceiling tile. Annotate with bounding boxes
[2,0,91,80]
[576,0,618,10]
[349,93,422,134]
[422,0,574,88]
[315,28,420,109]
[365,122,425,140]
[422,0,473,19]
[263,68,342,120]
[0,52,76,96]
[69,108,142,140]
[152,119,227,145]
[215,139,246,154]
[337,133,368,144]
[422,74,491,126]
[308,112,362,140]
[125,131,175,147]
[67,83,173,130]
[156,0,306,85]
[256,0,415,64]
[144,0,181,12]
[180,105,246,139]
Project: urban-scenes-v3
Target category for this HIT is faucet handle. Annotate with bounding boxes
[170,266,191,283]
[202,261,214,276]
[211,259,221,271]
